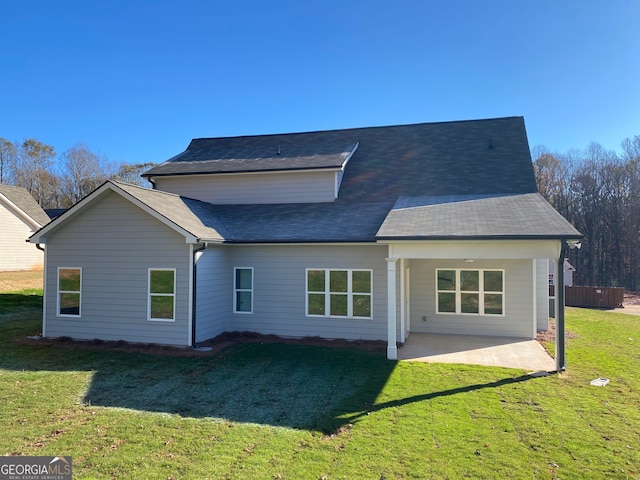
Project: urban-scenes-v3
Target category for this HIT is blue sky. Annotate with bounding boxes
[2,1,639,166]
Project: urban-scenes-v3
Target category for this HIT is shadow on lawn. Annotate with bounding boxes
[1,294,539,434]
[78,343,539,434]
[80,342,397,433]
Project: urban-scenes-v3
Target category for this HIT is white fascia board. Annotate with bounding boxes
[28,183,115,243]
[381,239,562,260]
[148,167,343,184]
[29,182,198,244]
[114,185,198,243]
[0,194,42,230]
[340,142,359,169]
[227,242,379,247]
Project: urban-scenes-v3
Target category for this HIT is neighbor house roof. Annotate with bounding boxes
[0,184,51,226]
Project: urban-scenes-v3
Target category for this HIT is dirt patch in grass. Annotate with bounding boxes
[17,330,386,358]
[0,270,43,293]
[536,318,580,343]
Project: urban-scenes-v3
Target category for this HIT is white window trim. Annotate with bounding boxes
[57,267,82,318]
[233,267,254,314]
[148,268,176,322]
[305,268,373,319]
[435,268,505,316]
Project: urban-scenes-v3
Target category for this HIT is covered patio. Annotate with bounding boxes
[397,333,556,371]
[377,194,583,371]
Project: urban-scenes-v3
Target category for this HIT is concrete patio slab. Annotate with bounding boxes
[398,333,556,372]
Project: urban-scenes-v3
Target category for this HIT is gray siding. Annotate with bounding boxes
[155,171,337,205]
[213,244,389,341]
[408,259,534,338]
[0,205,43,271]
[194,246,230,342]
[44,192,191,346]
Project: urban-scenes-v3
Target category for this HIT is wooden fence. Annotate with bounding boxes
[549,285,624,309]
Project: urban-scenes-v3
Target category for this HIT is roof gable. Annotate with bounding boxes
[30,181,230,244]
[0,184,50,226]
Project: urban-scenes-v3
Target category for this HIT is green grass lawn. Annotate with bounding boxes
[1,289,639,479]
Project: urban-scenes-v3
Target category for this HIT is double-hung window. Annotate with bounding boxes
[436,269,504,315]
[234,267,253,313]
[148,269,176,321]
[306,269,372,319]
[58,267,81,317]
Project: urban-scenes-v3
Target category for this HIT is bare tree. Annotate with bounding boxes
[534,137,640,290]
[0,138,17,184]
[110,162,156,187]
[59,144,113,206]
[12,138,57,207]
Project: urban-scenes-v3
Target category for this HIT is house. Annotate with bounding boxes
[549,258,576,287]
[0,184,51,271]
[28,117,582,368]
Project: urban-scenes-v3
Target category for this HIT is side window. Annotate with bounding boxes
[234,267,253,313]
[58,268,81,317]
[149,269,176,321]
[306,269,372,319]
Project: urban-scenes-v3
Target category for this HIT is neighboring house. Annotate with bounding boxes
[0,184,51,271]
[549,258,576,287]
[29,117,582,364]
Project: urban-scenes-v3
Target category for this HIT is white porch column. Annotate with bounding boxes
[386,258,398,360]
[532,259,537,339]
[399,258,406,343]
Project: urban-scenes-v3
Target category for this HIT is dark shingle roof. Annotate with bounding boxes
[0,184,50,226]
[130,117,581,243]
[212,201,392,243]
[114,182,230,242]
[145,141,359,175]
[45,208,68,219]
[144,117,538,201]
[376,193,583,239]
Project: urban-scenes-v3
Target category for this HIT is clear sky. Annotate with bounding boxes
[2,0,639,166]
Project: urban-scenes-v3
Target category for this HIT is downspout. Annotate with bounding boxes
[35,243,46,337]
[191,242,207,346]
[555,242,566,372]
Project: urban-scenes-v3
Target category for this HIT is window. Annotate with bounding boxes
[149,269,175,321]
[234,267,253,313]
[58,268,81,317]
[306,269,372,319]
[436,269,504,316]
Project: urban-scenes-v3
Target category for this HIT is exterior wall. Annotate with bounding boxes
[536,258,549,331]
[215,244,389,341]
[154,171,337,205]
[194,245,231,342]
[43,192,191,346]
[408,258,535,338]
[0,204,43,271]
[548,259,575,286]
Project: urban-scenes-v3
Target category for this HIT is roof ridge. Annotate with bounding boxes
[187,116,524,142]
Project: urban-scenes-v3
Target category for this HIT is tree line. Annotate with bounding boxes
[0,137,154,208]
[533,134,640,291]
[2,133,639,290]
